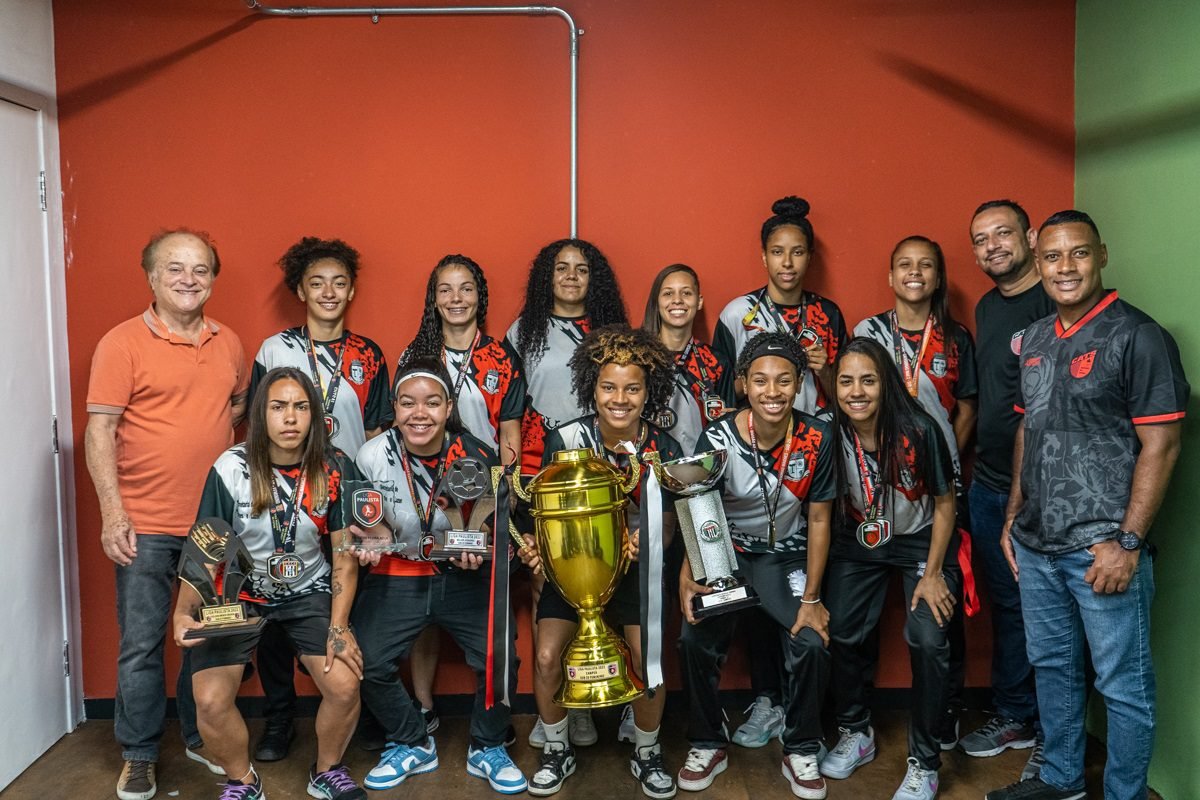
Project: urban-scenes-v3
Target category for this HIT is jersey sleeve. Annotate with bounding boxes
[808,423,839,503]
[827,301,849,361]
[542,427,566,468]
[86,332,134,413]
[363,343,395,430]
[195,465,237,525]
[920,417,955,497]
[953,326,979,399]
[712,321,738,403]
[1125,322,1190,424]
[247,357,269,413]
[500,340,528,422]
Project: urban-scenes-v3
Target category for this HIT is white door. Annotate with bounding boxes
[0,97,71,789]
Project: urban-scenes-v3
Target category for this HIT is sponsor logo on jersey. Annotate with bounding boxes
[1011,329,1025,355]
[786,452,809,481]
[1070,350,1096,379]
[483,369,500,395]
[929,353,948,378]
[349,360,365,384]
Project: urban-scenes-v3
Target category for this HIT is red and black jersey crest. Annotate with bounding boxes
[1070,350,1096,379]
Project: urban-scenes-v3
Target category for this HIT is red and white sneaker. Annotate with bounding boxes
[676,748,727,792]
[782,753,827,799]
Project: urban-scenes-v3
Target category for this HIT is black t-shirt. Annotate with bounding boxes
[1013,291,1189,553]
[973,282,1056,492]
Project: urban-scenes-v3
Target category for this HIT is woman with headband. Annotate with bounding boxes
[352,358,526,795]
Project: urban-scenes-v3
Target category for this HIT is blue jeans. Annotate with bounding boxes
[1014,538,1155,800]
[969,482,1038,723]
[114,534,200,761]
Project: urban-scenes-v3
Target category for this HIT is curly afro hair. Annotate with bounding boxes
[568,324,674,416]
[400,254,489,368]
[278,237,360,294]
[514,238,628,364]
[735,330,807,377]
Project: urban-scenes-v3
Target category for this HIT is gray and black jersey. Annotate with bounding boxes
[696,410,838,555]
[251,327,393,458]
[438,334,526,451]
[196,444,358,603]
[1014,290,1189,553]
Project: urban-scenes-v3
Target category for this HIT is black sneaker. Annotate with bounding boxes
[528,743,576,796]
[630,745,677,799]
[934,709,960,751]
[308,763,367,799]
[960,716,1036,757]
[421,706,440,734]
[1021,739,1046,781]
[985,778,1086,800]
[505,725,517,747]
[254,718,295,762]
[216,774,266,800]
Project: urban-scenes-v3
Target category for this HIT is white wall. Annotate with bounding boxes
[0,0,57,96]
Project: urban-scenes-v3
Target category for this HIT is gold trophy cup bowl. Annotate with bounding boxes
[514,447,645,708]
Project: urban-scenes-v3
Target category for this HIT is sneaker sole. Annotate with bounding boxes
[818,747,875,780]
[960,738,1036,758]
[307,782,342,799]
[630,762,677,799]
[466,762,528,794]
[570,731,598,747]
[363,757,440,790]
[116,787,156,800]
[185,748,226,776]
[781,761,827,800]
[731,728,783,749]
[677,757,727,792]
[527,761,577,797]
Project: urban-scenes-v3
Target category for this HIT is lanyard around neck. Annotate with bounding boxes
[747,411,795,548]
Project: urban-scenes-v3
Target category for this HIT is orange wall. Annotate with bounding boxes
[54,0,1076,700]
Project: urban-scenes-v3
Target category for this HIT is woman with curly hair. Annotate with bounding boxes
[506,239,629,474]
[640,264,734,455]
[713,196,848,414]
[519,325,682,799]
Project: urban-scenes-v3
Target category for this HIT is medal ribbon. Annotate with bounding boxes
[268,469,308,554]
[444,331,481,402]
[890,312,934,398]
[398,436,449,535]
[747,411,795,548]
[304,328,348,417]
[639,462,665,691]
[850,430,886,522]
[591,417,646,478]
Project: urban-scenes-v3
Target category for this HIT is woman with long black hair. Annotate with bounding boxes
[820,337,960,800]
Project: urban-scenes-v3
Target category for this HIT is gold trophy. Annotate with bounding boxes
[512,448,644,707]
[178,518,267,640]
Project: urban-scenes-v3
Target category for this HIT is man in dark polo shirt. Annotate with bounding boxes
[960,200,1055,775]
[986,211,1187,800]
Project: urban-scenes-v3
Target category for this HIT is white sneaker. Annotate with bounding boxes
[819,726,875,779]
[732,696,785,748]
[568,708,598,747]
[528,717,547,748]
[618,705,636,744]
[782,753,827,799]
[891,757,938,800]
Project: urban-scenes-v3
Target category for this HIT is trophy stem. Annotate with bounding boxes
[554,608,645,708]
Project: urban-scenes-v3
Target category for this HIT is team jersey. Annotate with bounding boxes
[355,427,499,577]
[837,413,954,541]
[649,340,734,456]
[506,315,592,473]
[251,327,393,458]
[853,312,978,479]
[1014,291,1189,553]
[713,287,848,414]
[436,334,526,452]
[545,415,685,523]
[196,444,358,603]
[696,409,838,555]
[973,282,1056,493]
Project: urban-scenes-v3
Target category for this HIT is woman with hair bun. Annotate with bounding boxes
[713,196,848,414]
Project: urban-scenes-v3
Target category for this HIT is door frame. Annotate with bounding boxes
[0,78,83,729]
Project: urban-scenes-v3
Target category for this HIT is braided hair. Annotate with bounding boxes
[400,254,489,368]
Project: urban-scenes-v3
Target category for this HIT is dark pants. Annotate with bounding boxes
[256,621,298,722]
[745,606,785,705]
[969,482,1038,723]
[354,571,516,749]
[826,533,961,770]
[678,551,829,756]
[114,534,200,761]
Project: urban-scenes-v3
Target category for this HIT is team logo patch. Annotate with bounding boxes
[798,327,821,349]
[349,360,365,384]
[325,415,341,437]
[698,519,722,543]
[785,452,809,481]
[929,353,948,378]
[1011,329,1025,356]
[1070,350,1096,379]
[483,369,500,395]
[351,488,383,527]
[654,407,677,429]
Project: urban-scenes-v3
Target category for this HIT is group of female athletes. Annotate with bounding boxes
[173,194,977,800]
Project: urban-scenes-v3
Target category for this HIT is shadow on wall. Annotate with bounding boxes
[1079,95,1200,153]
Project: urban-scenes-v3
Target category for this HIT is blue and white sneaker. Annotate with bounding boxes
[467,744,528,794]
[364,739,439,790]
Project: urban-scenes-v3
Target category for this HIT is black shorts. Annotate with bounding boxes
[536,562,644,628]
[191,591,331,672]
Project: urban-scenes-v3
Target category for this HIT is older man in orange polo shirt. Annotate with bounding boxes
[85,229,249,800]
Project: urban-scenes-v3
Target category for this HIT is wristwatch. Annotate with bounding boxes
[1116,530,1143,551]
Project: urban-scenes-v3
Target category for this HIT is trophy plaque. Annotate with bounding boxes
[333,479,409,554]
[644,450,760,619]
[428,457,496,561]
[178,518,267,640]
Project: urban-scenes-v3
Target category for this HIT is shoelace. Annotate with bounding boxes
[902,759,931,791]
[831,727,859,756]
[219,781,258,800]
[683,748,718,772]
[635,748,672,786]
[124,760,152,784]
[742,698,776,728]
[476,746,516,773]
[977,716,1015,737]
[537,744,570,777]
[314,765,358,792]
[787,754,819,780]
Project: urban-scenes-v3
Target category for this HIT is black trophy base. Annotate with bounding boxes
[183,614,266,640]
[428,530,492,562]
[692,584,760,619]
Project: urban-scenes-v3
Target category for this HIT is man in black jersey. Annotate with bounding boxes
[960,201,1054,774]
[986,211,1187,800]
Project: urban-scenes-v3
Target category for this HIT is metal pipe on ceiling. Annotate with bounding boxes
[244,0,582,237]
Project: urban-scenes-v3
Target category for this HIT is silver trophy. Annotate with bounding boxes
[333,480,408,554]
[644,450,760,618]
[428,457,496,560]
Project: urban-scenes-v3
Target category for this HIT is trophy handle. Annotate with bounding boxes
[493,466,528,549]
[509,471,532,503]
[622,457,642,494]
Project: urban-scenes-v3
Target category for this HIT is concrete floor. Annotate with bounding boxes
[3,708,1127,799]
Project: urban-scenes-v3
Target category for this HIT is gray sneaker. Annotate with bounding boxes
[891,757,938,800]
[1021,739,1045,781]
[528,716,547,748]
[732,696,785,748]
[959,716,1036,757]
[618,705,636,744]
[819,726,875,779]
[568,708,598,747]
